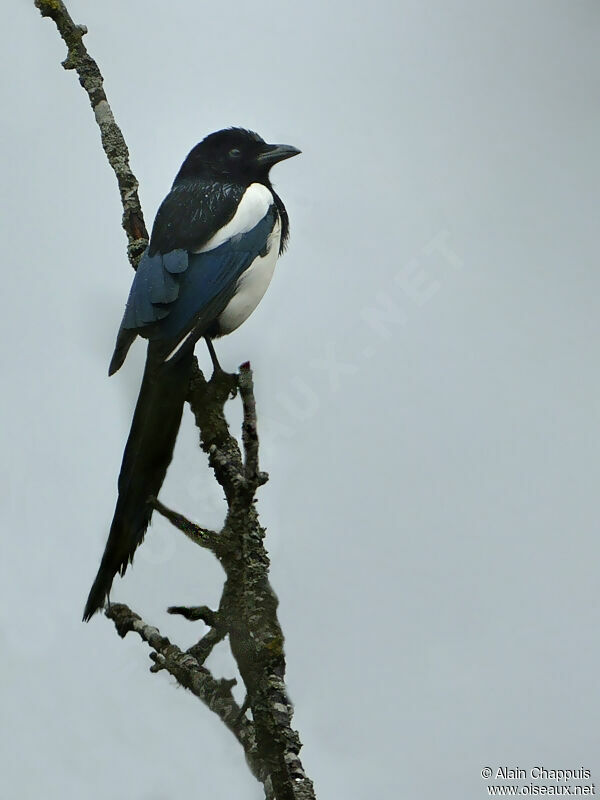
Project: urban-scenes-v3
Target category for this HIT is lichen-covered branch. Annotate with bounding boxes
[239,362,268,486]
[106,603,269,786]
[188,364,317,800]
[150,496,222,554]
[188,361,246,502]
[35,0,148,267]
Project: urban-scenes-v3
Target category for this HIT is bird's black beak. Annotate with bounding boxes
[256,143,301,167]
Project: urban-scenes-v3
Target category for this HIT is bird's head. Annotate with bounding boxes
[175,128,300,185]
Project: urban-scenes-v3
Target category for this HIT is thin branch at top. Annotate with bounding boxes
[149,496,222,554]
[35,0,148,267]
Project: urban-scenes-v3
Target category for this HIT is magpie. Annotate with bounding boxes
[83,128,300,621]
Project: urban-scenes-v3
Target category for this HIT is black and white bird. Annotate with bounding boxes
[83,127,300,621]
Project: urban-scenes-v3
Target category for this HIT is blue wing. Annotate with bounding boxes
[109,208,276,374]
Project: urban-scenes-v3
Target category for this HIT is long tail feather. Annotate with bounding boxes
[83,343,193,621]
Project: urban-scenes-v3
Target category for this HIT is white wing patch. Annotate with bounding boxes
[194,183,274,253]
[217,218,282,335]
[164,330,194,363]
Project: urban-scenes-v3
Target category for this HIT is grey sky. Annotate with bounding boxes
[2,1,600,798]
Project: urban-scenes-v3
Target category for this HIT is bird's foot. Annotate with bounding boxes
[205,337,237,398]
[210,366,238,399]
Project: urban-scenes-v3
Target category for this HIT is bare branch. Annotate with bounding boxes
[105,603,269,786]
[167,605,219,625]
[34,0,148,267]
[239,362,261,485]
[149,497,221,554]
[187,365,317,800]
[187,626,228,665]
[187,359,247,500]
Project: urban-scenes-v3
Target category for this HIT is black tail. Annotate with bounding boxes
[83,343,193,621]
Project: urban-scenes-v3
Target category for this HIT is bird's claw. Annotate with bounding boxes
[209,366,238,400]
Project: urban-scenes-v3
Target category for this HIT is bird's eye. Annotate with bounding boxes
[229,147,242,159]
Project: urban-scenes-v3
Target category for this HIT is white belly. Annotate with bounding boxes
[217,218,281,334]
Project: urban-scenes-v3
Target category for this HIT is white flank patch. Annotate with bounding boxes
[194,183,274,253]
[217,218,281,334]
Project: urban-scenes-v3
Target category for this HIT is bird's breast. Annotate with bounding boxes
[216,217,281,335]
